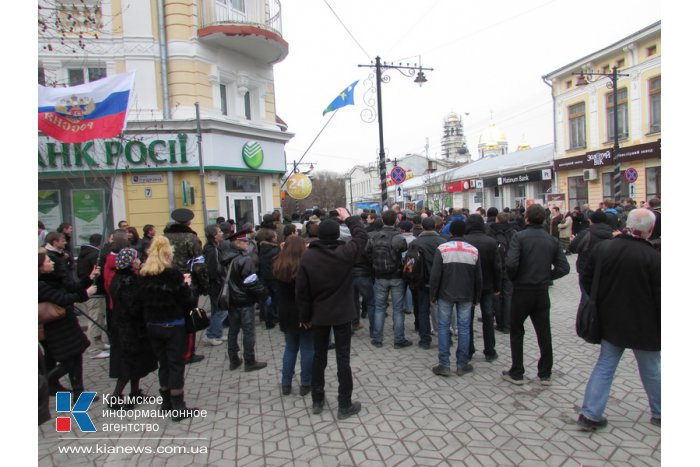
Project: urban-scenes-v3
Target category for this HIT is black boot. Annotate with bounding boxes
[159,389,172,413]
[170,393,198,422]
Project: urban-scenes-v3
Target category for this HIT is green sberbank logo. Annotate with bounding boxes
[242,141,264,169]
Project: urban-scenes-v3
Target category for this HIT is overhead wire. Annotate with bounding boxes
[322,0,372,60]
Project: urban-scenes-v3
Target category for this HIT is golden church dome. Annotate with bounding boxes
[478,122,507,148]
[444,112,461,123]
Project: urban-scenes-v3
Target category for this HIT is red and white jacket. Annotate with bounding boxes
[429,238,482,303]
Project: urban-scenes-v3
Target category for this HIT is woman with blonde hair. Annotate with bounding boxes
[134,236,198,421]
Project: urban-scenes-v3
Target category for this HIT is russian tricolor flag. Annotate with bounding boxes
[38,71,135,143]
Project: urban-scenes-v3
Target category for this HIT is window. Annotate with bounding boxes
[616,59,625,68]
[649,76,660,133]
[225,175,260,192]
[647,45,657,57]
[244,91,251,120]
[220,84,228,116]
[39,67,46,86]
[568,102,586,150]
[67,66,106,86]
[646,167,661,199]
[606,87,628,141]
[602,172,630,199]
[568,176,588,211]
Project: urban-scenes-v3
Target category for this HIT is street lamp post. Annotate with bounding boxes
[359,56,433,209]
[574,66,629,205]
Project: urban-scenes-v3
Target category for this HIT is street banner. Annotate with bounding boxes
[71,189,105,246]
[39,71,135,143]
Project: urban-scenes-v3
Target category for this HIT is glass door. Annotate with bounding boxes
[228,195,260,233]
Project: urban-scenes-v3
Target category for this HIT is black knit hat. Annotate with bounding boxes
[449,219,467,236]
[318,219,340,241]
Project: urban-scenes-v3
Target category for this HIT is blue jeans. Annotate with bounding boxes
[581,339,661,421]
[353,275,375,332]
[373,277,406,344]
[206,294,228,339]
[437,299,472,368]
[281,331,314,386]
[228,305,256,364]
[415,287,431,346]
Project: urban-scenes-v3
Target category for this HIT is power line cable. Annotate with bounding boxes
[386,0,440,57]
[323,0,372,60]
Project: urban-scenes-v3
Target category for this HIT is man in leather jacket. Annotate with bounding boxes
[221,231,268,372]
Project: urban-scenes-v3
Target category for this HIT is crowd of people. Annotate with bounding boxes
[38,196,661,429]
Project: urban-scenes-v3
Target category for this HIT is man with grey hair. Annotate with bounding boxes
[577,208,660,431]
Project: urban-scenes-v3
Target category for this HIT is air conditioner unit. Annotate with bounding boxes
[582,169,598,181]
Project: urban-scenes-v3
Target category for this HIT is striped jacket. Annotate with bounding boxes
[429,237,482,303]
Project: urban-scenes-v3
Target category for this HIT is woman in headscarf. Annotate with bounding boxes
[107,247,158,409]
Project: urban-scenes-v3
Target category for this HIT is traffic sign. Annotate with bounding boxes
[390,166,407,185]
[395,184,404,202]
[625,167,638,184]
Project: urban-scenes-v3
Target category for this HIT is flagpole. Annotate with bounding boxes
[280,110,337,190]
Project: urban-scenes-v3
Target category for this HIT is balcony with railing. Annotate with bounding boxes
[199,0,287,64]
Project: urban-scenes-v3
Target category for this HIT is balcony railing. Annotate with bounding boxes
[200,0,282,36]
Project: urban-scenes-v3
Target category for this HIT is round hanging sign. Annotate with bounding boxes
[286,173,313,199]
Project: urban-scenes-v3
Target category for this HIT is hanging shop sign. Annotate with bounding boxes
[286,173,313,199]
[553,140,660,171]
[445,180,473,193]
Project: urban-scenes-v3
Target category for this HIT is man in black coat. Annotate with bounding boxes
[297,208,367,419]
[569,210,613,306]
[464,214,501,362]
[503,204,569,386]
[577,208,661,431]
[407,216,447,349]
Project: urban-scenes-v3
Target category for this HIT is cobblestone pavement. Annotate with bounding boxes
[38,256,661,466]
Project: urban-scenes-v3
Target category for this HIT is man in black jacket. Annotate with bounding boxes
[569,210,613,307]
[408,216,446,349]
[577,209,660,431]
[503,204,569,386]
[297,208,367,419]
[489,212,516,333]
[222,231,268,372]
[464,214,501,362]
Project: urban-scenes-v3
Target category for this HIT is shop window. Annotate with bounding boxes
[67,66,106,86]
[220,84,228,116]
[646,167,661,199]
[568,176,588,211]
[225,174,260,192]
[649,76,660,133]
[606,87,628,141]
[568,102,586,150]
[602,172,630,199]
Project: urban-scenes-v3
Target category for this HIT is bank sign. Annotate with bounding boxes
[38,133,286,174]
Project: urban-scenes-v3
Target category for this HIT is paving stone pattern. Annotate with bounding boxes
[39,256,661,466]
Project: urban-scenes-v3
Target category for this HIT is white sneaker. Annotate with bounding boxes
[203,336,223,346]
[102,343,111,350]
[219,335,228,342]
[91,350,110,359]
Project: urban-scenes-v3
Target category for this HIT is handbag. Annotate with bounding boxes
[575,256,603,344]
[38,302,66,324]
[185,307,210,333]
[217,260,234,309]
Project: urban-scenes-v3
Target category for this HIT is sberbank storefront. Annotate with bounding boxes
[38,129,289,255]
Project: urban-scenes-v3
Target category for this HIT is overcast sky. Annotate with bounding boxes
[274,0,660,175]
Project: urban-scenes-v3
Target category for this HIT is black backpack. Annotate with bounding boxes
[371,230,400,275]
[491,229,512,272]
[402,244,427,289]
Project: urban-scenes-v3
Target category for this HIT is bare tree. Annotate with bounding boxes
[38,0,105,56]
[281,171,347,215]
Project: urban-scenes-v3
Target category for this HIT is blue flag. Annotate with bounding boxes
[322,80,359,116]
